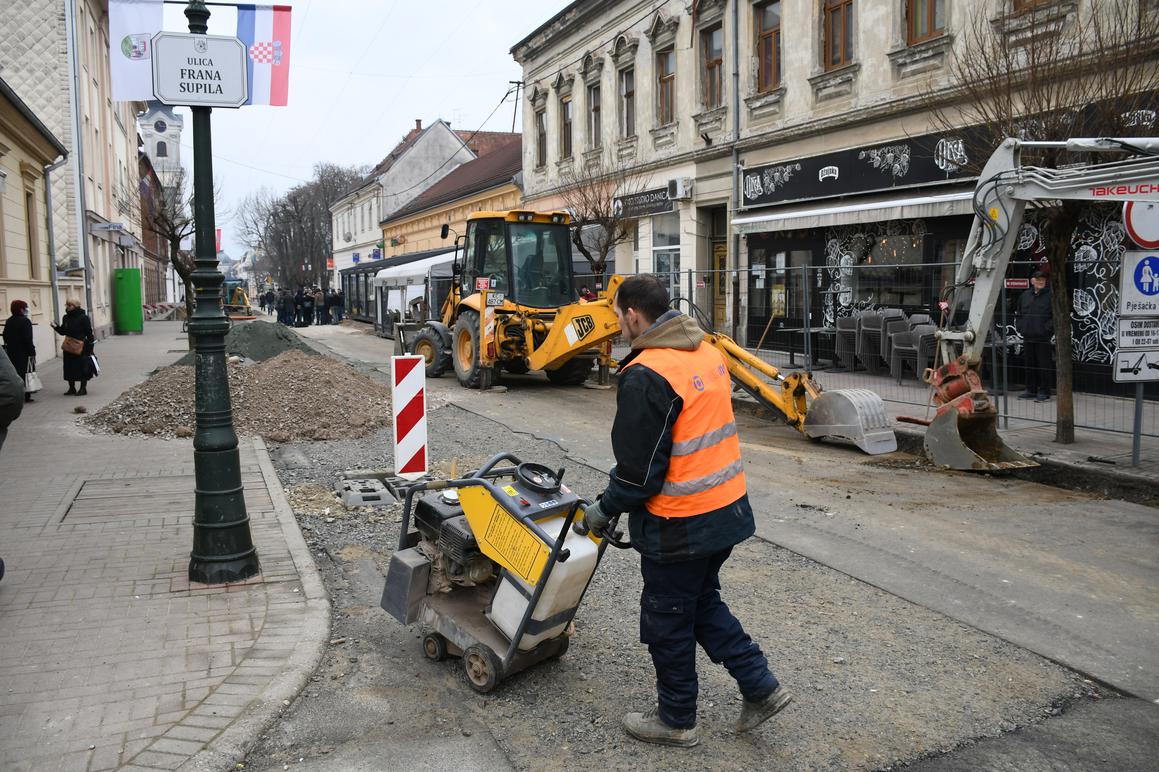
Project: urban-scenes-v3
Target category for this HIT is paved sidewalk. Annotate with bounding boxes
[0,323,329,771]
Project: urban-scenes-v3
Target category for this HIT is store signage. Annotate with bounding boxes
[614,188,673,219]
[1004,278,1030,290]
[741,128,982,209]
[1114,250,1159,382]
[151,33,248,108]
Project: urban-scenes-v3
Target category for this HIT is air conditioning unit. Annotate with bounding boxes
[667,177,693,201]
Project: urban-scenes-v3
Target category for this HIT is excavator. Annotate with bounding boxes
[913,136,1159,471]
[408,209,897,455]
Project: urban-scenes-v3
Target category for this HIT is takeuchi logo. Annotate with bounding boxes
[1090,183,1159,196]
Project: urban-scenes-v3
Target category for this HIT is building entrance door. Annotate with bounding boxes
[711,240,727,330]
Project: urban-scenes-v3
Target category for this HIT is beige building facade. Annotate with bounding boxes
[0,0,146,338]
[0,78,69,360]
[512,0,1152,346]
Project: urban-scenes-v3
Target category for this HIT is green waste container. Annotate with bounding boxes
[113,268,144,334]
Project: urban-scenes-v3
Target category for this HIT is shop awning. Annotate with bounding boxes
[371,249,455,287]
[731,190,975,234]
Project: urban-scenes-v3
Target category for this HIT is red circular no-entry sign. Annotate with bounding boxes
[1124,201,1159,250]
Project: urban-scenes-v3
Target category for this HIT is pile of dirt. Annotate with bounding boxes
[174,321,314,366]
[85,350,392,441]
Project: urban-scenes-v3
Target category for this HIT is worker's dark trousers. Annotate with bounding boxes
[1024,339,1054,396]
[640,547,777,729]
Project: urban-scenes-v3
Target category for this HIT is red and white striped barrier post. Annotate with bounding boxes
[390,355,428,480]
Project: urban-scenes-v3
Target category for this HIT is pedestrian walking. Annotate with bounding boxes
[0,346,25,454]
[577,274,792,748]
[1016,270,1054,402]
[301,289,315,328]
[313,288,326,325]
[2,300,36,402]
[331,290,345,323]
[294,288,305,326]
[263,290,275,315]
[279,291,295,325]
[50,299,95,396]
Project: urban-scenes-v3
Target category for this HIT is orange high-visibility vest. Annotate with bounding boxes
[624,341,746,518]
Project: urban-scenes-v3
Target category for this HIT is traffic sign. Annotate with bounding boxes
[1114,350,1159,383]
[1124,201,1159,250]
[1119,251,1159,316]
[152,33,248,108]
[1118,317,1159,350]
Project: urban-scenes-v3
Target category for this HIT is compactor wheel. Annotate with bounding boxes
[463,644,502,693]
[421,632,448,661]
[452,310,495,389]
[412,328,450,378]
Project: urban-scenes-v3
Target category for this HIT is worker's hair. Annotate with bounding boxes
[615,274,670,323]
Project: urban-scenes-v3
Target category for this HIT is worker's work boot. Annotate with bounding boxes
[736,686,794,733]
[622,708,701,748]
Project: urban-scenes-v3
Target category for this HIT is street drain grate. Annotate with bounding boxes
[61,473,272,522]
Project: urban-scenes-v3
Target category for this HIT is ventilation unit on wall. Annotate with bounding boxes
[667,177,693,200]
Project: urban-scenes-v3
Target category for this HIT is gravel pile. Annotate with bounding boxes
[84,350,392,441]
[174,320,314,366]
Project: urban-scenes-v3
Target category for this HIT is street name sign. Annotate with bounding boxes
[1115,250,1159,382]
[152,33,248,108]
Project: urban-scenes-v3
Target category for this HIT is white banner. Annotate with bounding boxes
[109,0,164,101]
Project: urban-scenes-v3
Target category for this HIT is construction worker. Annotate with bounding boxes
[579,274,792,747]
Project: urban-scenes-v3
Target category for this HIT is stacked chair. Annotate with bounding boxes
[855,310,885,373]
[834,315,859,371]
[879,310,910,373]
[890,323,939,384]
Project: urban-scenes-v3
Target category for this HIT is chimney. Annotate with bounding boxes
[415,119,422,131]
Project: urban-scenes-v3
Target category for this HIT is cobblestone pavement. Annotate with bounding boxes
[0,323,329,771]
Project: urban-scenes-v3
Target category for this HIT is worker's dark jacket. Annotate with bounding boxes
[599,311,755,563]
[1016,287,1053,341]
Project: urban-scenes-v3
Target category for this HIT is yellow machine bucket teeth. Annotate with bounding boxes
[802,388,898,455]
[923,410,1036,471]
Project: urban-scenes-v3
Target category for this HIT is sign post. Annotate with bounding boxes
[1115,250,1159,466]
[181,1,259,583]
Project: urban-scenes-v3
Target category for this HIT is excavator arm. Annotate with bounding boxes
[923,137,1159,470]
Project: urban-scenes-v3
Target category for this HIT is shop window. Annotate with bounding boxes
[906,0,945,45]
[588,84,601,148]
[852,235,926,306]
[756,2,782,92]
[822,0,855,71]
[701,25,723,109]
[534,109,547,168]
[619,68,636,137]
[560,97,573,159]
[656,49,676,126]
[652,211,681,298]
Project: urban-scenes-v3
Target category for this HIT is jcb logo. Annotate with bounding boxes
[573,315,595,340]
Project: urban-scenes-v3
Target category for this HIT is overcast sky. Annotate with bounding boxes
[160,0,572,258]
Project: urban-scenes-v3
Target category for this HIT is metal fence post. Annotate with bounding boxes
[802,264,812,368]
[1001,284,1010,430]
[1133,383,1144,466]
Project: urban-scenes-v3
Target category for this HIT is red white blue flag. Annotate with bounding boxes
[236,4,292,106]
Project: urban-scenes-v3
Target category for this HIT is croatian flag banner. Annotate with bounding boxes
[236,4,292,106]
[109,0,164,101]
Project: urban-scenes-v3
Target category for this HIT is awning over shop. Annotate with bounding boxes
[371,249,455,287]
[731,190,975,235]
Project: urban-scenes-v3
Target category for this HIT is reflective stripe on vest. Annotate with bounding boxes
[625,341,746,518]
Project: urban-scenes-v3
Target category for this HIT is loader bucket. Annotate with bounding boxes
[804,389,898,455]
[923,410,1037,471]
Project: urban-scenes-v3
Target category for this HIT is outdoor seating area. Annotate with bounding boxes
[833,309,940,383]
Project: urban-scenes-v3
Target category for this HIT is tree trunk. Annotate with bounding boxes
[1045,205,1079,444]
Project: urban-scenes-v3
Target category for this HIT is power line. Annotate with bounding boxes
[178,141,311,182]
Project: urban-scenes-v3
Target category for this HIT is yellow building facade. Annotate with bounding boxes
[381,184,522,258]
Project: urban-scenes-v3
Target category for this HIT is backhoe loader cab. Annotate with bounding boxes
[458,211,576,310]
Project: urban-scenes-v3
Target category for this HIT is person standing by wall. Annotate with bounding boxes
[51,299,95,396]
[1016,270,1054,402]
[577,275,792,748]
[2,300,36,403]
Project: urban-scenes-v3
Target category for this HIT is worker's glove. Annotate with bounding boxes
[575,498,612,536]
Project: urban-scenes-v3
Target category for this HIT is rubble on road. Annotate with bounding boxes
[175,320,314,366]
[84,350,392,441]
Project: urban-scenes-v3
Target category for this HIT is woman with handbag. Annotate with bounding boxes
[2,299,36,402]
[51,299,94,396]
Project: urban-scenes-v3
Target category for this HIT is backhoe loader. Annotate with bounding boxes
[912,136,1159,471]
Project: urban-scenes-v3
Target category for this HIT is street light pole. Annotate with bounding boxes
[185,0,260,584]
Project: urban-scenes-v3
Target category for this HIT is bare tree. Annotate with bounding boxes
[558,155,650,282]
[927,0,1159,443]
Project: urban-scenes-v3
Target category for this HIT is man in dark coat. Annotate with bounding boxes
[2,299,36,402]
[1016,270,1054,402]
[578,275,791,747]
[51,299,95,395]
[0,346,25,453]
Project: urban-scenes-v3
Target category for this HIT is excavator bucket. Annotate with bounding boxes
[803,389,898,455]
[923,410,1036,471]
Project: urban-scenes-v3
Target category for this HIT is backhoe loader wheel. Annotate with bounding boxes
[463,644,501,693]
[453,310,496,389]
[412,327,450,378]
[421,632,448,661]
[545,356,594,386]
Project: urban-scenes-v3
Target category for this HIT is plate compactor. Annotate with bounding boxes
[381,453,625,692]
